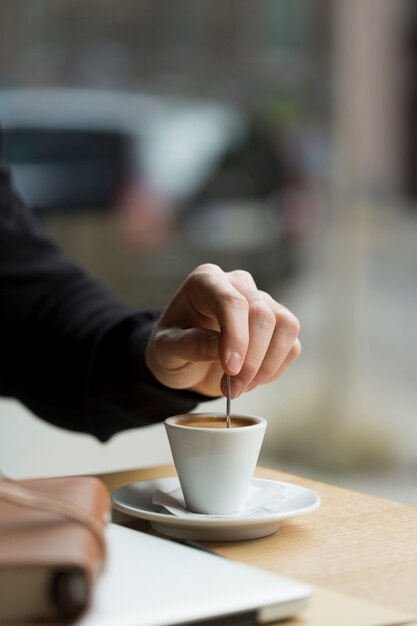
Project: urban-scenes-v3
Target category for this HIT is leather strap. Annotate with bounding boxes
[0,479,107,560]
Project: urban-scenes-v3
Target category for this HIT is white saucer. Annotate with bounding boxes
[112,477,321,541]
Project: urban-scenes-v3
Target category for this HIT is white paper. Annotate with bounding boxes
[152,482,286,519]
[77,524,310,626]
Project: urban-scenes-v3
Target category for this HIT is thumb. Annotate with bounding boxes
[152,328,220,369]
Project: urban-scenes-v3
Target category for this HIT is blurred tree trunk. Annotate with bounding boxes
[324,0,406,417]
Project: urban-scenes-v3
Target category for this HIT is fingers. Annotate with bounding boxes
[245,338,301,392]
[180,265,251,375]
[182,266,300,397]
[225,273,301,397]
[153,264,301,397]
[226,271,276,397]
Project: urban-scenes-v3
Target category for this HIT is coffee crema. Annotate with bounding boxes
[176,416,258,429]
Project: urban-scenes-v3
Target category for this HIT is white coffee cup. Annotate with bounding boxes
[164,412,267,515]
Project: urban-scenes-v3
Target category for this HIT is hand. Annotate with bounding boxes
[145,264,301,398]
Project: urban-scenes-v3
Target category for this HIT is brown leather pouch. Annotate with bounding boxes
[0,475,110,624]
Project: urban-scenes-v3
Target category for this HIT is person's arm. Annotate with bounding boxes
[0,157,204,442]
[0,132,301,443]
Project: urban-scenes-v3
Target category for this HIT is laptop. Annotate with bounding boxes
[77,523,310,626]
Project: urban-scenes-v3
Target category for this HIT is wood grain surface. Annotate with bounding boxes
[98,464,417,615]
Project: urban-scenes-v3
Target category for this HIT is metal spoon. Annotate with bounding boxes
[226,374,232,428]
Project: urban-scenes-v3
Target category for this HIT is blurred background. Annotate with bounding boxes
[0,0,416,504]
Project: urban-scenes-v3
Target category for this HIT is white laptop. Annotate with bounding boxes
[77,523,310,626]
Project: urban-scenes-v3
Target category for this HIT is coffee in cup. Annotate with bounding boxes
[175,415,258,429]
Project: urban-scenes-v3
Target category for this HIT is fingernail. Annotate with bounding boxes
[231,378,245,398]
[200,334,219,358]
[226,352,242,375]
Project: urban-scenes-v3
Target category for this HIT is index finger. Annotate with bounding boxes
[185,264,250,375]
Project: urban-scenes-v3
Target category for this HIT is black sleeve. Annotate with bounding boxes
[0,138,206,442]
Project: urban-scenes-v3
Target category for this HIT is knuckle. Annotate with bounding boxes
[194,262,222,276]
[151,328,172,361]
[258,290,271,299]
[278,311,300,338]
[292,338,302,358]
[185,271,203,291]
[187,263,222,288]
[230,269,256,287]
[251,300,276,329]
[222,291,249,313]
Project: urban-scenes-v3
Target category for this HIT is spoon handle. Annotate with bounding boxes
[226,375,232,428]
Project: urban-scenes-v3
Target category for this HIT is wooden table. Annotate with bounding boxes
[99,464,417,618]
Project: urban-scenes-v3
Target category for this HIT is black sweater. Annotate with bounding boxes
[0,138,204,442]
